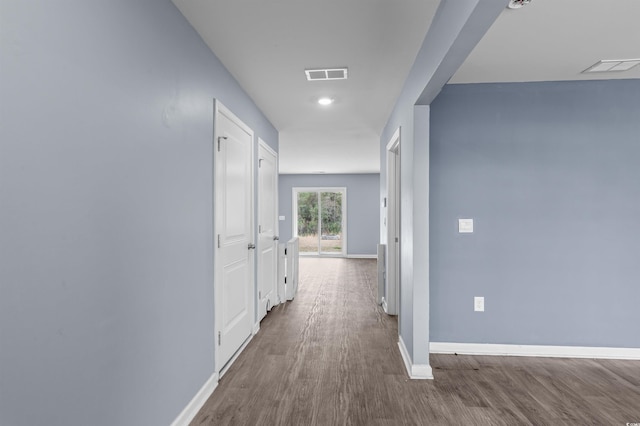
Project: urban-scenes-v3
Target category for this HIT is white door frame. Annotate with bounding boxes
[257,138,279,318]
[292,187,347,257]
[213,99,255,375]
[385,128,400,316]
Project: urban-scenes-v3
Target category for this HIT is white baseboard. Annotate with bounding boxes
[398,336,433,380]
[219,334,254,379]
[170,372,218,426]
[381,298,388,313]
[347,254,377,259]
[430,342,640,360]
[253,322,260,335]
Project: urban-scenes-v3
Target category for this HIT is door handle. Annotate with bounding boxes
[273,236,279,241]
[248,243,256,250]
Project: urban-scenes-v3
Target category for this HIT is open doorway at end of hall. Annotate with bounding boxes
[293,187,346,257]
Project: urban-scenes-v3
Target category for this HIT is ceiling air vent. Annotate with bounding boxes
[305,68,348,81]
[582,59,640,73]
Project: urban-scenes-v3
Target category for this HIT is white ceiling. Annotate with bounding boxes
[451,0,640,84]
[172,0,640,174]
[172,0,439,174]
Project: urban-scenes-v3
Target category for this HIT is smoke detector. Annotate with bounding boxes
[508,0,531,9]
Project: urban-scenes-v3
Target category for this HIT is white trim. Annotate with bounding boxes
[253,322,260,335]
[170,372,218,426]
[213,99,255,376]
[214,99,254,136]
[381,298,388,314]
[219,334,254,379]
[398,336,434,379]
[346,254,377,259]
[430,342,640,360]
[385,128,400,317]
[386,127,401,151]
[376,244,385,305]
[299,253,343,258]
[257,137,277,157]
[257,138,279,323]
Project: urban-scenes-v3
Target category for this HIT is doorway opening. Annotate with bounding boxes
[293,187,346,257]
[385,128,400,317]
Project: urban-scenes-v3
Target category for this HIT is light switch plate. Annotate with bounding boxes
[459,218,474,233]
[279,216,285,221]
[474,296,485,312]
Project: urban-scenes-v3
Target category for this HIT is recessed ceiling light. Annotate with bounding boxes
[318,97,334,106]
[507,0,531,9]
[305,68,348,81]
[582,59,640,73]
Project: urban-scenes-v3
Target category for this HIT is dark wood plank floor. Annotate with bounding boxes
[192,258,640,425]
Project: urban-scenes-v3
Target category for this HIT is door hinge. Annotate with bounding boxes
[259,158,263,167]
[218,331,221,346]
[259,225,262,233]
[217,136,227,152]
[259,291,261,299]
[217,234,221,248]
[284,248,287,255]
[284,277,287,284]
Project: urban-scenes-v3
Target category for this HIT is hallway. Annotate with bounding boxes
[191,258,640,425]
[192,258,401,425]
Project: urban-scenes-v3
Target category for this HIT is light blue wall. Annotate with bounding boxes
[279,174,380,256]
[430,80,640,348]
[0,1,277,426]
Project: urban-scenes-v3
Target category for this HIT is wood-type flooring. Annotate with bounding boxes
[192,258,640,425]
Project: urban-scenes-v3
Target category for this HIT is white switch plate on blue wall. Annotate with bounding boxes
[459,218,474,233]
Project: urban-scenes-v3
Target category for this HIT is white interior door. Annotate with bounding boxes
[257,139,278,321]
[214,100,255,373]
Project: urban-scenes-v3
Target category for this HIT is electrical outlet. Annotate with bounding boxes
[474,296,485,312]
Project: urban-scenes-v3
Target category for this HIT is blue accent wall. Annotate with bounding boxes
[430,80,640,348]
[279,174,380,256]
[0,1,277,425]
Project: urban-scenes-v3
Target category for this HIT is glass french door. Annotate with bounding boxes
[293,188,346,256]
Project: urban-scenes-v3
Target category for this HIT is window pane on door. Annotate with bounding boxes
[296,191,318,254]
[320,191,342,254]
